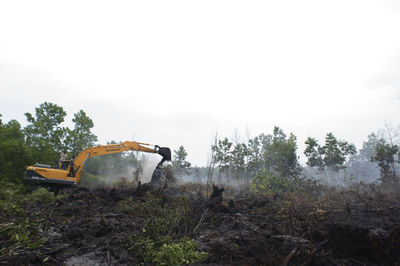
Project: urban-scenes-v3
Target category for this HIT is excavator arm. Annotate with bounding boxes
[72,142,171,182]
[25,141,171,185]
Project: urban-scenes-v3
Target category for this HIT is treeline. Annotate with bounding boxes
[0,102,97,182]
[175,126,400,185]
[0,102,165,184]
[207,127,359,185]
[2,102,400,186]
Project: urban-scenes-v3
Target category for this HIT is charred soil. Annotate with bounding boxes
[1,182,400,265]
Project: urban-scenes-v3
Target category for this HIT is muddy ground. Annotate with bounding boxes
[2,181,400,265]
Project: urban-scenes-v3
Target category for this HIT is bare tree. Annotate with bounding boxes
[245,127,251,184]
[207,131,218,197]
[381,122,400,182]
[231,128,241,145]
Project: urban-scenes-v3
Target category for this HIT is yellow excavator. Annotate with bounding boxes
[25,141,171,186]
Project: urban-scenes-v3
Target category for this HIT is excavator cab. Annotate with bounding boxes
[59,160,70,170]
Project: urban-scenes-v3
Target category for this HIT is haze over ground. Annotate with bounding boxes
[1,0,400,166]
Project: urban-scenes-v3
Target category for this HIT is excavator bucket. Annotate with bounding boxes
[150,147,172,186]
[158,147,171,163]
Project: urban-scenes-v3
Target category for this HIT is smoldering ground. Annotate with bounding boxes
[2,175,399,265]
[12,144,393,265]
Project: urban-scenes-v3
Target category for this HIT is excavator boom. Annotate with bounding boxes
[25,141,171,185]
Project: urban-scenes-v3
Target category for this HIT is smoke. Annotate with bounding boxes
[175,173,205,184]
[173,167,251,190]
[303,164,381,187]
[139,156,162,183]
[81,154,165,186]
[174,160,382,190]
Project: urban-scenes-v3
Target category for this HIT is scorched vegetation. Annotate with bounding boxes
[1,102,400,265]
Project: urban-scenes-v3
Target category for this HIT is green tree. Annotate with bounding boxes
[67,110,98,155]
[0,119,31,181]
[173,146,191,175]
[24,102,67,164]
[230,142,247,179]
[359,133,379,161]
[304,137,324,170]
[304,132,356,171]
[250,169,290,193]
[372,139,399,183]
[345,133,380,183]
[246,135,262,174]
[211,137,233,182]
[247,134,272,176]
[323,133,356,170]
[24,103,98,166]
[264,127,301,178]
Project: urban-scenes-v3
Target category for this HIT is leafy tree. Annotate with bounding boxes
[0,119,32,181]
[23,103,98,166]
[210,128,300,182]
[372,139,399,183]
[380,123,400,180]
[230,142,247,179]
[250,169,290,193]
[346,133,381,183]
[304,137,324,170]
[67,110,98,155]
[323,133,356,170]
[24,102,67,164]
[211,137,233,182]
[304,132,356,171]
[173,146,191,176]
[247,134,272,176]
[359,133,379,161]
[258,133,273,152]
[246,135,262,174]
[264,127,301,178]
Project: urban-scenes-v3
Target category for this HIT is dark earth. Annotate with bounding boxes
[1,181,400,266]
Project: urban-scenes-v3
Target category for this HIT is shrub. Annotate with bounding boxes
[115,195,162,216]
[250,169,321,197]
[152,238,208,265]
[0,181,24,200]
[0,182,58,255]
[27,187,56,204]
[124,194,207,265]
[250,170,289,194]
[117,194,193,236]
[128,234,207,265]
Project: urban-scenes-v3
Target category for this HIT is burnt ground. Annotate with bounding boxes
[1,181,400,265]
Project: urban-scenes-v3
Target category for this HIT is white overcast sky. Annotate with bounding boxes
[1,0,400,166]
